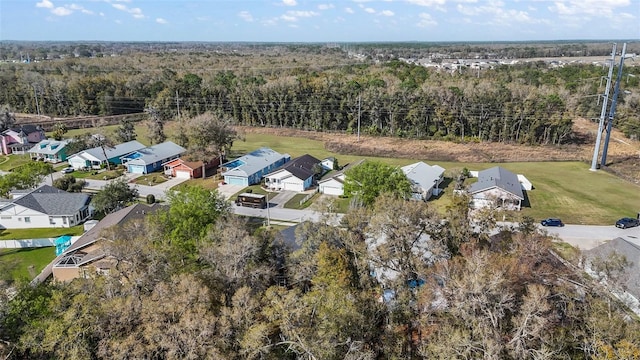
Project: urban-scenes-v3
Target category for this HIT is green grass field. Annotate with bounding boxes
[0,247,56,281]
[0,225,84,240]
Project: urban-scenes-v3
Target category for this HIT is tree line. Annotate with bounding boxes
[1,187,639,359]
[1,45,638,144]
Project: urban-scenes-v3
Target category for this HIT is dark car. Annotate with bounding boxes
[541,218,564,227]
[615,217,640,229]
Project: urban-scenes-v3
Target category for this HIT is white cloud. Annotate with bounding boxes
[282,0,297,6]
[380,10,394,16]
[406,0,446,6]
[345,7,354,13]
[279,10,319,22]
[111,2,145,19]
[36,0,54,9]
[318,3,335,10]
[364,7,376,13]
[156,17,167,24]
[238,11,254,22]
[547,0,631,18]
[417,12,437,26]
[51,6,72,16]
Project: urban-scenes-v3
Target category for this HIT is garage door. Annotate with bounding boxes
[320,185,343,196]
[226,177,247,186]
[175,170,191,179]
[128,165,146,174]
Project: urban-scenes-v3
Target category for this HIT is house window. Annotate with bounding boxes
[24,217,30,223]
[63,217,67,225]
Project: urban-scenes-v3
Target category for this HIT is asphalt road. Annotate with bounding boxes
[538,223,640,250]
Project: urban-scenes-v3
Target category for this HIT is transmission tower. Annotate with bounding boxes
[590,44,616,171]
[601,43,627,168]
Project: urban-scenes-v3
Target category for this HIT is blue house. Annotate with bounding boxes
[120,141,186,174]
[221,148,290,186]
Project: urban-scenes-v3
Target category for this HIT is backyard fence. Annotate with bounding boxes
[299,189,318,206]
[0,236,81,249]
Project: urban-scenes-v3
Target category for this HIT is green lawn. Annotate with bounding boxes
[0,154,33,171]
[229,133,640,225]
[132,173,168,186]
[0,225,84,240]
[0,247,56,281]
[284,193,317,210]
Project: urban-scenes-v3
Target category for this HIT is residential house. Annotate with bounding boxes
[264,154,321,192]
[318,159,365,196]
[50,203,165,282]
[28,139,71,163]
[163,156,222,179]
[0,185,91,229]
[401,161,445,201]
[584,237,640,311]
[1,125,46,155]
[468,166,525,210]
[120,141,186,174]
[67,140,146,170]
[221,147,290,186]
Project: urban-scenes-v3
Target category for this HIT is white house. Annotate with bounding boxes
[0,185,92,229]
[67,140,146,170]
[468,166,525,210]
[401,161,445,201]
[318,159,365,196]
[264,154,321,192]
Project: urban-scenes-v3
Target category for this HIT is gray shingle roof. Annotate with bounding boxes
[221,147,289,178]
[401,161,445,192]
[122,141,186,166]
[12,185,90,215]
[468,166,524,200]
[584,237,640,300]
[63,203,166,254]
[268,154,321,180]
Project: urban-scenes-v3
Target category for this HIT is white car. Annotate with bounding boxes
[61,167,74,174]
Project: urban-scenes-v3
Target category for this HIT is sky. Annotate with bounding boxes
[1,0,639,42]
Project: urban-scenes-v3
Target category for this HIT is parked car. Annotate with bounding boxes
[541,218,564,227]
[615,217,640,229]
[61,167,74,174]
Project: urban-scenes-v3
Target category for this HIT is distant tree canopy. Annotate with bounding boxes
[2,43,638,144]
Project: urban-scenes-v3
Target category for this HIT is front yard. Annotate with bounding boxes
[131,173,168,186]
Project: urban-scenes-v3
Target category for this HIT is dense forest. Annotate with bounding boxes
[1,188,639,359]
[1,41,639,144]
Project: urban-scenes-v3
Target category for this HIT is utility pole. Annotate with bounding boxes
[590,43,616,171]
[266,191,271,228]
[357,94,361,142]
[33,85,41,117]
[175,90,181,118]
[601,43,627,168]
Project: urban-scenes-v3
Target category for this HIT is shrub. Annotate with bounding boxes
[146,194,156,204]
